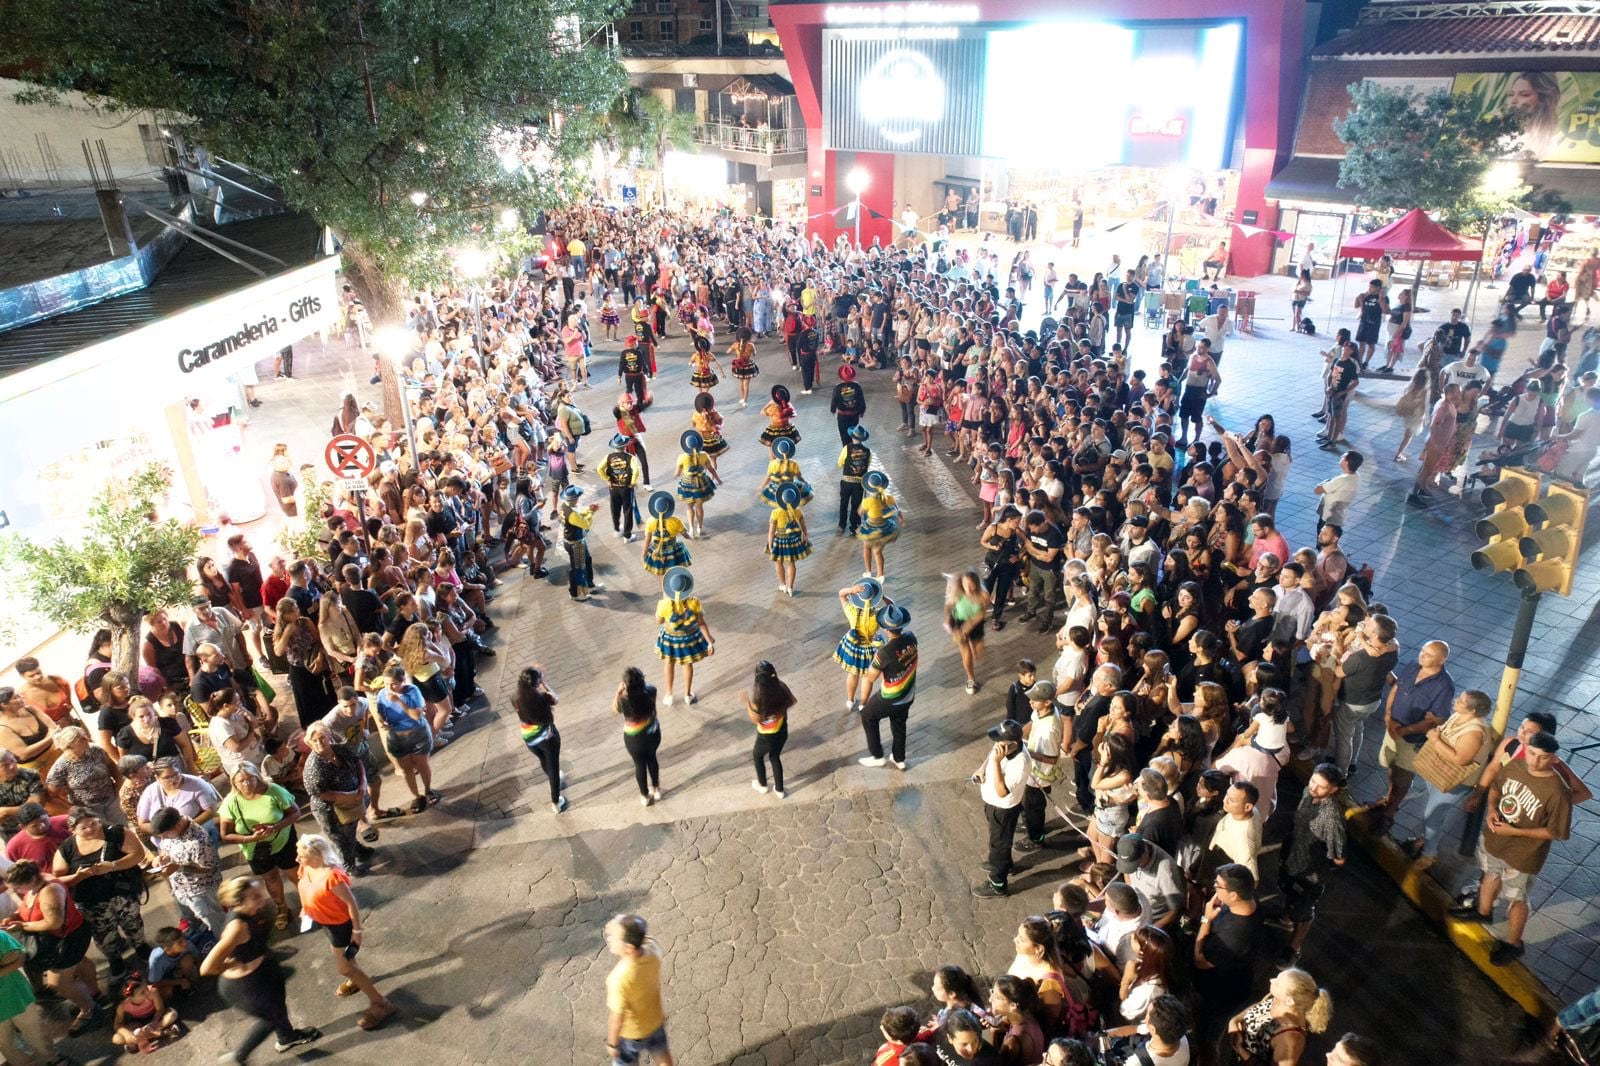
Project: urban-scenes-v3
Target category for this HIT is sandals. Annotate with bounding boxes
[358,1003,397,1031]
[426,789,443,806]
[409,796,427,815]
[372,807,404,821]
[68,1007,102,1036]
[274,910,289,931]
[360,826,380,843]
[336,979,360,998]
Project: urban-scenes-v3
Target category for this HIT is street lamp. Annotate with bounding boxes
[845,167,870,250]
[376,327,421,459]
[409,191,428,207]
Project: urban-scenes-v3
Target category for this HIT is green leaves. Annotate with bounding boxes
[2,0,630,300]
[1334,81,1529,223]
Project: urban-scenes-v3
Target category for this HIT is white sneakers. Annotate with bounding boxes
[752,780,768,794]
[858,756,887,767]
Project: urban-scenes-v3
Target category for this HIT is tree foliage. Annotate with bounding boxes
[0,464,202,675]
[2,0,630,313]
[274,479,333,563]
[1334,82,1527,216]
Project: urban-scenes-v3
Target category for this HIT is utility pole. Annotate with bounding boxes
[715,0,723,55]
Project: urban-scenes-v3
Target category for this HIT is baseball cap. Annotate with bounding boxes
[1024,680,1057,703]
[986,719,1023,744]
[1115,833,1151,874]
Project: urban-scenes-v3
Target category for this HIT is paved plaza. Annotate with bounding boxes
[73,261,1599,1063]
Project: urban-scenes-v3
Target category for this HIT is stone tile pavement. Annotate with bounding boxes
[80,258,1596,1063]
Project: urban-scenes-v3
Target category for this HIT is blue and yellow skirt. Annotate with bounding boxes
[768,527,811,562]
[760,477,814,508]
[677,471,716,502]
[656,628,709,664]
[643,538,691,575]
[857,516,900,546]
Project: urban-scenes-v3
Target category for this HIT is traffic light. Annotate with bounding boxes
[1472,469,1542,577]
[1515,481,1590,596]
[1471,468,1590,597]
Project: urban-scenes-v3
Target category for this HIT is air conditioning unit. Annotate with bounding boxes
[682,73,698,87]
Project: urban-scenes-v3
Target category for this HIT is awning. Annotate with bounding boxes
[1340,209,1480,261]
[1268,155,1600,215]
[725,74,794,99]
[938,175,979,187]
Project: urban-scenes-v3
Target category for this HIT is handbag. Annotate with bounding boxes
[1413,721,1486,792]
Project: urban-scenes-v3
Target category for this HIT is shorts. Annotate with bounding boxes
[961,419,981,431]
[239,606,267,630]
[320,919,361,958]
[1503,422,1535,444]
[385,724,433,759]
[357,740,384,778]
[1477,839,1535,902]
[1115,312,1135,329]
[1278,870,1324,924]
[31,920,93,972]
[612,1025,670,1065]
[1378,733,1422,772]
[1292,300,1307,310]
[247,829,300,874]
[415,673,451,703]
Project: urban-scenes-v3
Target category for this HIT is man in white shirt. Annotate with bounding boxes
[1215,744,1282,821]
[1271,563,1316,647]
[1092,882,1144,970]
[1313,450,1362,530]
[1199,304,1230,362]
[1439,349,1489,393]
[971,719,1031,899]
[1019,683,1066,851]
[1208,781,1264,878]
[1555,386,1600,483]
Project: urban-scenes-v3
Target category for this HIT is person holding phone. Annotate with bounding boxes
[296,835,395,1032]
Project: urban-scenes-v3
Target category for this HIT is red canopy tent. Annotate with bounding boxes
[1338,208,1481,261]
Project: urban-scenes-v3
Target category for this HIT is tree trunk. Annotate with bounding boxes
[106,604,144,678]
[340,239,408,427]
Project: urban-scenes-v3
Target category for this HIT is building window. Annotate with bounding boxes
[699,17,711,30]
[659,19,673,35]
[655,0,673,10]
[740,4,759,16]
[629,19,644,38]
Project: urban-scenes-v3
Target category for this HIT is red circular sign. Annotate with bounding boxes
[325,434,377,478]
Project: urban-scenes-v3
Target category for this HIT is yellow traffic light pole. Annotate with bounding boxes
[1472,468,1591,734]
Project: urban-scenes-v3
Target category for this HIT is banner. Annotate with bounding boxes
[1452,71,1600,164]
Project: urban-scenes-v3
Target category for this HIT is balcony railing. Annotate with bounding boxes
[693,123,805,155]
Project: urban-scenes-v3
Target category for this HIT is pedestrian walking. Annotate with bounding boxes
[615,667,664,808]
[515,666,566,814]
[201,876,322,1061]
[971,718,1030,899]
[295,835,396,1032]
[741,661,795,799]
[604,914,674,1066]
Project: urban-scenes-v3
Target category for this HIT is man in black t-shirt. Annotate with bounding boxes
[1436,308,1472,357]
[1018,510,1065,632]
[224,533,269,666]
[339,564,385,634]
[857,606,916,769]
[1194,862,1264,1048]
[829,366,867,446]
[1068,664,1120,810]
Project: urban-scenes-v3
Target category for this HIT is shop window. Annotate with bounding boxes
[739,4,759,16]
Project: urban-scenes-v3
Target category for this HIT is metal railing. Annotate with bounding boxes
[693,123,805,154]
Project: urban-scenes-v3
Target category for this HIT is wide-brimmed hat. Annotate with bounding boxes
[561,485,583,501]
[662,566,694,599]
[609,433,630,450]
[847,578,883,610]
[776,483,802,509]
[839,365,856,381]
[865,470,889,492]
[647,491,675,519]
[878,603,910,630]
[848,425,870,443]
[680,430,704,454]
[771,384,791,403]
[771,436,796,459]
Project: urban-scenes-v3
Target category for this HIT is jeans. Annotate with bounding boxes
[1333,698,1382,772]
[861,696,909,762]
[985,564,1019,622]
[624,723,662,797]
[899,400,916,429]
[175,887,230,939]
[753,724,787,792]
[985,803,1023,888]
[838,480,864,533]
[1421,782,1472,857]
[527,728,563,805]
[220,957,297,1060]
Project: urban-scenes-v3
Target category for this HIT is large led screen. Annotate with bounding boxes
[982,22,1243,169]
[824,29,988,156]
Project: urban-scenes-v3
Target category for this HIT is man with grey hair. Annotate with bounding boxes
[1364,640,1454,831]
[1067,664,1120,810]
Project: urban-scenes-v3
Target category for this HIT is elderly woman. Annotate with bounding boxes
[116,755,153,832]
[52,807,148,984]
[115,696,196,771]
[0,860,102,1036]
[45,727,123,826]
[218,763,302,931]
[302,722,373,875]
[136,757,222,842]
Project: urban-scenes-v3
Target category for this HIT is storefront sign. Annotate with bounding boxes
[177,295,325,373]
[1453,72,1600,164]
[824,3,978,25]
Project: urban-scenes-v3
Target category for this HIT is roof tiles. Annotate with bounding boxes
[1314,14,1600,56]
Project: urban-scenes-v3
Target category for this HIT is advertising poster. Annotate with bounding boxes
[1453,71,1600,164]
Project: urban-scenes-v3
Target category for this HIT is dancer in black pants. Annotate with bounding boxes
[797,315,820,394]
[515,666,566,813]
[202,877,321,1061]
[856,605,917,770]
[615,667,664,807]
[742,660,796,798]
[836,425,871,535]
[830,364,867,445]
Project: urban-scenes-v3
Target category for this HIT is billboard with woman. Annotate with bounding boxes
[1453,71,1600,164]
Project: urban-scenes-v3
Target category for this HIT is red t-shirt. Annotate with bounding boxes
[5,816,69,866]
[872,1041,908,1066]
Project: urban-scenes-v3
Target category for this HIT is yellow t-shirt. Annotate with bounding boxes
[767,458,798,479]
[605,949,665,1040]
[568,238,587,259]
[676,452,708,477]
[647,516,686,540]
[655,597,702,635]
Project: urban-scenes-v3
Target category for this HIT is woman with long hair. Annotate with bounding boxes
[1,859,102,1036]
[295,835,396,1032]
[1088,733,1137,866]
[741,661,796,798]
[1227,968,1333,1066]
[1118,925,1176,1024]
[197,557,233,609]
[614,667,663,807]
[1007,915,1080,1037]
[270,597,334,730]
[988,975,1044,1066]
[945,570,990,695]
[201,876,322,1060]
[1506,71,1562,157]
[514,666,565,813]
[372,665,436,814]
[396,622,456,744]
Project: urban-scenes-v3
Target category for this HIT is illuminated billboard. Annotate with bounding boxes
[823,19,1244,168]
